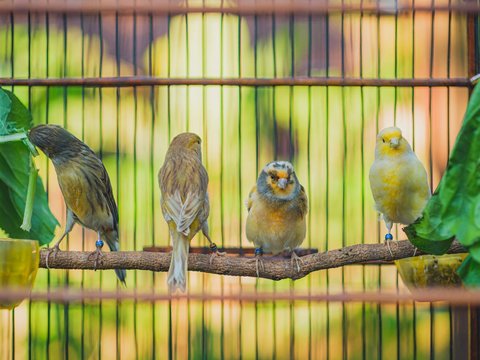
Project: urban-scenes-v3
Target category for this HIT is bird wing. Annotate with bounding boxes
[297,185,308,217]
[163,190,203,236]
[245,185,257,212]
[56,153,118,233]
[159,153,208,236]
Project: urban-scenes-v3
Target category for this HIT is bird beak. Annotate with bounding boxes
[389,137,400,148]
[277,178,288,190]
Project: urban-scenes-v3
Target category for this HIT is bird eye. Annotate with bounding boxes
[270,175,278,181]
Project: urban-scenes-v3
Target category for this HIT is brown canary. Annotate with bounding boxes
[28,124,126,284]
[158,133,221,292]
[246,161,308,276]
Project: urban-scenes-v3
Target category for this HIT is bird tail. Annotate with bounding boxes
[167,231,189,293]
[104,231,127,285]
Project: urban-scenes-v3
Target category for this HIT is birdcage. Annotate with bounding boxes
[0,0,479,359]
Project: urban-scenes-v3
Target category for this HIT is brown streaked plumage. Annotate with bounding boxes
[28,124,126,284]
[158,132,221,292]
[246,161,308,276]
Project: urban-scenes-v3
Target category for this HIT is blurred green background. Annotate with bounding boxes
[0,0,471,358]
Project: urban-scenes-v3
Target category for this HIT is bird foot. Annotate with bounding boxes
[88,240,105,270]
[254,256,265,277]
[290,251,304,273]
[208,242,226,265]
[45,244,61,269]
[248,248,265,277]
[384,233,394,258]
[384,241,393,258]
[413,247,418,257]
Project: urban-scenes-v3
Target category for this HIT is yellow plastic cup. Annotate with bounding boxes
[395,253,467,290]
[0,238,40,310]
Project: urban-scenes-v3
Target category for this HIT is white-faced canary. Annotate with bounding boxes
[246,161,308,276]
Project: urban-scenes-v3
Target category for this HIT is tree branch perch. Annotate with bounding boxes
[39,240,467,280]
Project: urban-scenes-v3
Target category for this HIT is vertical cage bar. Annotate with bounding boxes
[340,0,347,357]
[201,1,208,356]
[45,5,51,358]
[411,0,417,358]
[27,8,32,360]
[114,10,121,360]
[62,11,70,359]
[359,1,366,358]
[468,2,479,359]
[325,4,331,358]
[148,9,156,360]
[80,11,86,360]
[307,3,313,359]
[375,1,383,358]
[133,10,139,359]
[98,10,104,360]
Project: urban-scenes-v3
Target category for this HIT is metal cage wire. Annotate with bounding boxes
[0,0,478,359]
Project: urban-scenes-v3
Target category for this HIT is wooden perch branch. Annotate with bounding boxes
[39,240,467,281]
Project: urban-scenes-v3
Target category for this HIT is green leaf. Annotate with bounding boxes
[457,255,480,287]
[405,84,480,259]
[0,89,12,135]
[3,88,32,132]
[0,88,58,245]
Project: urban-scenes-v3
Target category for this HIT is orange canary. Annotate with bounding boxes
[246,161,308,276]
[28,124,126,284]
[158,133,221,292]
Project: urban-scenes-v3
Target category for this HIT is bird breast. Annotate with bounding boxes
[246,196,306,254]
[369,155,430,225]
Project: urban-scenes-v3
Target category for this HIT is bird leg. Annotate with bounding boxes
[88,234,105,270]
[290,250,304,273]
[253,247,265,277]
[46,209,75,269]
[45,235,66,269]
[202,223,226,265]
[384,233,394,257]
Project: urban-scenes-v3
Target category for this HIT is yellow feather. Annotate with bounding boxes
[369,127,431,230]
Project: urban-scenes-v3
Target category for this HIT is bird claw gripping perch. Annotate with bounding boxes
[88,239,105,270]
[290,251,304,273]
[384,233,394,257]
[45,244,61,269]
[253,247,265,277]
[208,242,226,265]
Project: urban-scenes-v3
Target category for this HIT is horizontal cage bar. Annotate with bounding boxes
[0,77,471,87]
[0,2,480,15]
[0,288,478,305]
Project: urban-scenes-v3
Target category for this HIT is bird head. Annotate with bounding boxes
[375,127,412,157]
[29,124,84,160]
[168,132,202,158]
[257,161,300,201]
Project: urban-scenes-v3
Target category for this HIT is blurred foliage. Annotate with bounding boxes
[0,88,58,245]
[405,84,480,285]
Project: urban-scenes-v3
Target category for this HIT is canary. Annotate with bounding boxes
[246,161,308,276]
[28,124,126,284]
[158,133,221,292]
[369,126,431,255]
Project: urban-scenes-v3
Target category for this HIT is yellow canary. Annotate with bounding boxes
[28,124,126,284]
[369,126,431,255]
[158,133,221,292]
[246,161,308,275]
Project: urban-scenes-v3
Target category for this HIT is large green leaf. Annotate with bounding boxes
[0,88,58,245]
[404,84,480,282]
[457,255,480,287]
